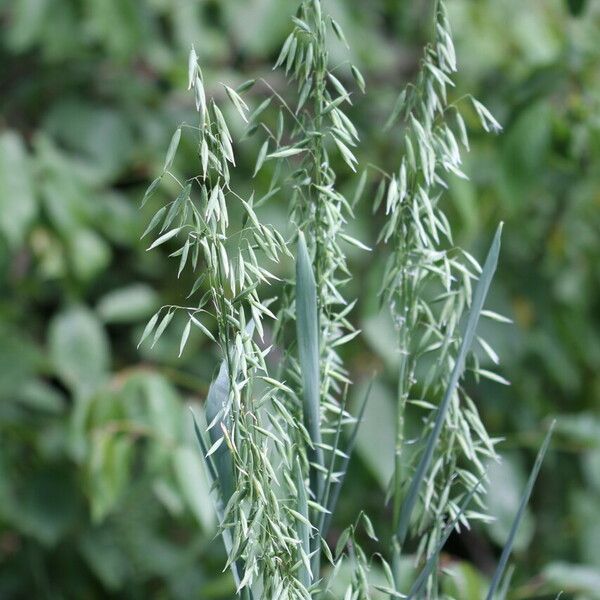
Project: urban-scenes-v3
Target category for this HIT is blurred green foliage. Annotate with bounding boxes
[1,0,599,598]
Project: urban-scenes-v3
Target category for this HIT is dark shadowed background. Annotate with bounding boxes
[1,0,599,597]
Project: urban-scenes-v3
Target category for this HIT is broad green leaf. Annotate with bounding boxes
[0,327,42,398]
[173,446,215,531]
[49,306,110,398]
[542,562,600,597]
[43,101,134,182]
[355,380,395,489]
[553,412,600,449]
[442,562,489,600]
[15,380,65,414]
[79,527,129,591]
[141,373,183,442]
[566,0,587,16]
[88,434,133,522]
[97,284,159,324]
[4,466,79,547]
[69,228,112,282]
[0,131,37,247]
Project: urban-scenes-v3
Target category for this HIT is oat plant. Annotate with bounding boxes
[140,1,553,598]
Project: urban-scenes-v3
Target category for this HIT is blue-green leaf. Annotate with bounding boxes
[396,223,503,545]
[296,232,324,501]
[485,422,555,600]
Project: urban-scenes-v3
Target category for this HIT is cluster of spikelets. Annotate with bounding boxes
[140,1,553,598]
[376,2,506,576]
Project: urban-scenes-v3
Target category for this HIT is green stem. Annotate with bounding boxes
[308,2,328,584]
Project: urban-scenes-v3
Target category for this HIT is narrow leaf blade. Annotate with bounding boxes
[396,223,503,545]
[407,473,486,599]
[204,359,234,504]
[296,232,324,501]
[485,422,555,600]
[295,458,312,589]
